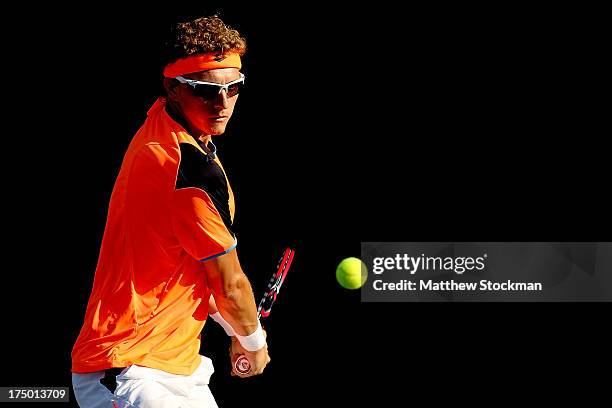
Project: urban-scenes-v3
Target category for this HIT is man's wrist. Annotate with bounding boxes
[235,321,266,351]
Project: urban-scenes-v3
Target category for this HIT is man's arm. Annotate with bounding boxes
[203,249,271,376]
[203,249,258,335]
[170,183,269,374]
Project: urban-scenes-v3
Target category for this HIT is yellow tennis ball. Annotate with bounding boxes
[336,257,367,289]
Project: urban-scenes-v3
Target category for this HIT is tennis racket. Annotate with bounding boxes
[233,247,295,375]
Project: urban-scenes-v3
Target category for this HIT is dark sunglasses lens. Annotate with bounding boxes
[226,81,244,97]
[191,84,220,100]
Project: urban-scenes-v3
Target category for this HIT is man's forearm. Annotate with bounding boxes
[204,250,260,336]
[210,273,259,335]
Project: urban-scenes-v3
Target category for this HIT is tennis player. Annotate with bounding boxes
[71,16,269,407]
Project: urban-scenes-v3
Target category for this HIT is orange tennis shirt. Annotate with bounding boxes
[71,98,237,375]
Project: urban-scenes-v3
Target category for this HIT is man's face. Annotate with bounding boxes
[168,67,241,136]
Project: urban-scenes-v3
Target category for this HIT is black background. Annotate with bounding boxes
[1,2,609,406]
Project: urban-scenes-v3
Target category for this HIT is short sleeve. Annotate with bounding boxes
[172,187,237,261]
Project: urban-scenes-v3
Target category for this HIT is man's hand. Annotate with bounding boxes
[229,331,271,377]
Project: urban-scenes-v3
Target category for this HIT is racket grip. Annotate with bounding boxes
[234,354,252,374]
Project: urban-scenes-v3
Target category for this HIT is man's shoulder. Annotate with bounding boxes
[129,142,181,170]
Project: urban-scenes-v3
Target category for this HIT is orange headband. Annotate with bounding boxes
[163,52,242,78]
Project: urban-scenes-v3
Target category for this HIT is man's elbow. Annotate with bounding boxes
[220,273,251,303]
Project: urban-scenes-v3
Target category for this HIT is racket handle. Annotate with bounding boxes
[234,354,251,375]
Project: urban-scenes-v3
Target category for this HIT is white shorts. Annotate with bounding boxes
[72,356,218,408]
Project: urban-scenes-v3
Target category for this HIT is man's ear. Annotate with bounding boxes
[163,78,180,101]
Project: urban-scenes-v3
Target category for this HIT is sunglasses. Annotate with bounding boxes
[175,73,245,100]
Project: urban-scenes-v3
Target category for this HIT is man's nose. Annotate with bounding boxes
[213,89,230,109]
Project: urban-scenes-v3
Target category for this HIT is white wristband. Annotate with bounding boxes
[235,321,266,351]
[209,312,236,337]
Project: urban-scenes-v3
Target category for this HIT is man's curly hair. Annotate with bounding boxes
[163,15,246,64]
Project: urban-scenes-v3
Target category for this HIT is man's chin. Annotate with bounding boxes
[195,121,228,136]
[208,125,227,136]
